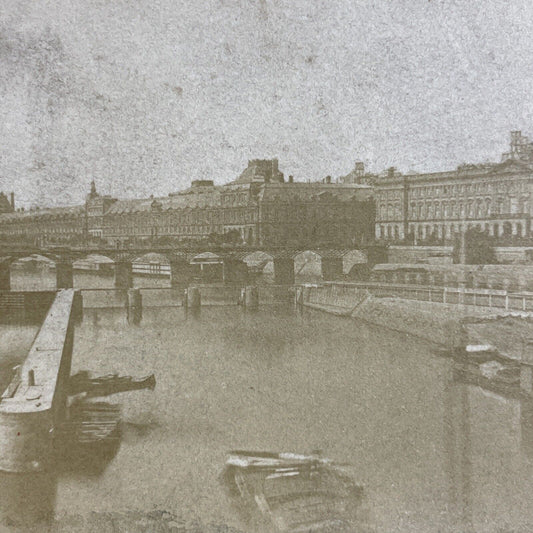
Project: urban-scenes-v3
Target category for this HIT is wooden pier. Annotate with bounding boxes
[0,289,77,472]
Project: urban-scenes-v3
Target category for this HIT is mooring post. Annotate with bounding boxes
[127,288,142,324]
[185,286,201,309]
[457,271,466,306]
[294,286,302,306]
[243,286,259,310]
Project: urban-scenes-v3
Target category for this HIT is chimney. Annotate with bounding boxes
[325,175,332,184]
[288,175,293,183]
[387,167,396,178]
[10,192,14,210]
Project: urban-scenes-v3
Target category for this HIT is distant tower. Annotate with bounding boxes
[504,131,533,162]
[0,192,14,214]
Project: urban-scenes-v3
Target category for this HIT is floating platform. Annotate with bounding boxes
[0,290,76,472]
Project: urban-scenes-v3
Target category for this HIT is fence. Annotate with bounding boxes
[313,282,533,313]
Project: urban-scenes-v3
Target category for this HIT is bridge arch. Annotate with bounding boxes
[2,253,75,291]
[293,250,322,282]
[294,249,358,282]
[240,251,275,281]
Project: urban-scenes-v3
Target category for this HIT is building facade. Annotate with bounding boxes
[371,132,533,243]
[0,159,374,248]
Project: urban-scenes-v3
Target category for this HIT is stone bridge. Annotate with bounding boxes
[0,245,386,290]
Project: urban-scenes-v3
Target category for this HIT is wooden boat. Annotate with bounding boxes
[55,399,121,449]
[67,371,156,397]
[224,451,369,532]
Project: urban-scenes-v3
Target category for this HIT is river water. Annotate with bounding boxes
[1,271,533,532]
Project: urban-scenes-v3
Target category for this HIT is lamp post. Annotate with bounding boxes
[457,177,469,308]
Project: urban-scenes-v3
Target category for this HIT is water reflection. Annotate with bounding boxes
[521,398,533,458]
[2,277,533,531]
[127,304,142,325]
[184,306,201,320]
[0,400,122,529]
[0,471,57,527]
[444,380,473,532]
[445,373,533,532]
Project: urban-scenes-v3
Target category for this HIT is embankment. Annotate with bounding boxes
[301,285,526,351]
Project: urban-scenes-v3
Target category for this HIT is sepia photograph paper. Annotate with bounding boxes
[0,1,532,532]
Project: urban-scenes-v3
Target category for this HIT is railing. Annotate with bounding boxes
[315,282,533,312]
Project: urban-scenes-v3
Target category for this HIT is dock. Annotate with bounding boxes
[0,289,78,472]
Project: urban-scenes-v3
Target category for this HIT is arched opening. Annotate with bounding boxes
[10,254,58,291]
[242,251,274,283]
[70,254,118,290]
[190,252,224,283]
[293,251,322,283]
[73,255,114,275]
[131,253,171,289]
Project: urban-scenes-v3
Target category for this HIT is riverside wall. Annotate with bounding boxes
[299,284,525,351]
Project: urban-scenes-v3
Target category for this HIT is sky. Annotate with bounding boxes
[0,0,533,207]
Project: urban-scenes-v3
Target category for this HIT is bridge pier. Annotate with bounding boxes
[321,257,343,281]
[365,245,388,267]
[114,261,132,289]
[56,259,73,289]
[222,258,248,284]
[0,261,10,291]
[242,286,259,309]
[170,257,193,288]
[273,258,295,285]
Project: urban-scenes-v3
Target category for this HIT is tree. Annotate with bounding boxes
[221,230,242,245]
[453,228,497,264]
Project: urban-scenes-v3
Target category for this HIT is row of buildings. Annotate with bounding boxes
[0,131,531,248]
[341,130,533,244]
[0,159,374,248]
